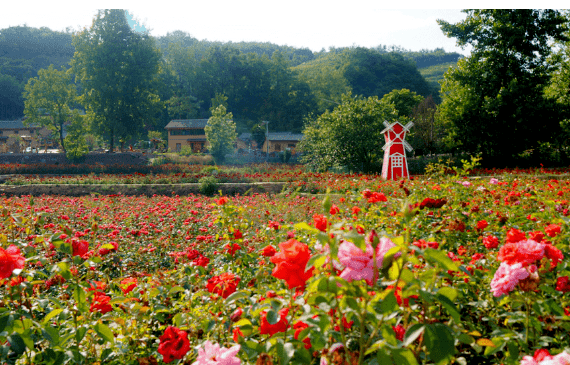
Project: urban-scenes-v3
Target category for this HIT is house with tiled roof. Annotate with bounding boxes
[261,132,304,155]
[0,119,41,153]
[164,119,210,152]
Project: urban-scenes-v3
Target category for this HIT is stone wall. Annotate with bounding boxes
[0,152,152,165]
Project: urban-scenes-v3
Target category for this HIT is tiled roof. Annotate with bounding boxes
[238,133,252,141]
[165,119,209,129]
[0,120,39,130]
[268,132,303,141]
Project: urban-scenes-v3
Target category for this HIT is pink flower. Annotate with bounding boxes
[490,262,530,297]
[520,350,570,365]
[192,341,241,365]
[337,236,397,285]
[489,178,499,184]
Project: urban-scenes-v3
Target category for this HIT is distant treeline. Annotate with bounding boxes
[0,25,460,133]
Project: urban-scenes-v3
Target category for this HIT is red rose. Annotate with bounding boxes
[232,327,244,342]
[483,235,499,249]
[270,239,313,289]
[329,204,340,215]
[260,308,289,336]
[216,197,229,206]
[534,349,551,362]
[120,277,137,295]
[544,244,564,268]
[293,321,311,349]
[313,214,329,232]
[476,220,488,230]
[392,324,406,341]
[556,276,570,292]
[158,326,190,363]
[90,292,113,314]
[506,228,526,243]
[71,239,89,257]
[261,245,277,257]
[545,224,561,238]
[0,245,25,279]
[206,273,240,299]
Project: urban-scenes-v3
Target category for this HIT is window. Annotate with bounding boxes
[274,143,281,151]
[170,129,205,136]
[176,143,181,152]
[287,144,295,148]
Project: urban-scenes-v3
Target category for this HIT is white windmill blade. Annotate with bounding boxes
[382,141,394,151]
[381,121,395,134]
[404,121,414,131]
[383,121,391,129]
[404,140,413,152]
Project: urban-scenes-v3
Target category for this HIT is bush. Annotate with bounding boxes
[199,175,219,196]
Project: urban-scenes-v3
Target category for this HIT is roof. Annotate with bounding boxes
[0,120,40,130]
[238,133,252,141]
[165,119,209,129]
[267,132,304,141]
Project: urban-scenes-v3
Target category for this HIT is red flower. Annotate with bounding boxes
[545,224,561,238]
[534,349,551,362]
[506,228,526,243]
[476,220,488,230]
[206,273,240,298]
[544,244,564,268]
[293,321,311,349]
[313,214,328,232]
[232,327,244,342]
[232,229,243,240]
[529,231,545,242]
[498,239,544,266]
[216,197,229,206]
[98,241,118,256]
[230,308,243,322]
[483,235,499,249]
[329,204,340,215]
[90,292,113,314]
[193,255,210,267]
[0,245,25,279]
[260,308,289,336]
[352,206,361,215]
[158,326,190,363]
[261,245,277,257]
[556,276,570,292]
[392,324,406,341]
[367,191,388,203]
[71,239,89,257]
[120,277,137,295]
[225,243,241,256]
[270,239,313,289]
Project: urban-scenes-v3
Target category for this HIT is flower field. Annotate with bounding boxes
[1,169,570,364]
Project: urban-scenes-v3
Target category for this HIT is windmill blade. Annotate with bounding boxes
[404,140,413,152]
[382,141,394,151]
[404,121,414,131]
[383,121,391,129]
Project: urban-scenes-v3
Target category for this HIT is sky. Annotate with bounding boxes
[1,2,485,55]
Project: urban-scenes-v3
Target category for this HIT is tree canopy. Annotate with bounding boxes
[299,94,397,173]
[438,9,569,166]
[205,105,237,163]
[71,9,162,151]
[23,65,81,152]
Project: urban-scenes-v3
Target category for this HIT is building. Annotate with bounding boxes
[0,120,41,153]
[261,132,304,155]
[164,119,209,153]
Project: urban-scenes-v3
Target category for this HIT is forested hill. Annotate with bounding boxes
[0,25,459,132]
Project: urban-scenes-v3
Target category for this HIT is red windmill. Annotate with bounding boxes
[381,121,413,180]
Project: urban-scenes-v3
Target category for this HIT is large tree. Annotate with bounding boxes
[438,9,569,166]
[23,65,81,152]
[205,105,237,163]
[71,9,162,151]
[299,93,397,173]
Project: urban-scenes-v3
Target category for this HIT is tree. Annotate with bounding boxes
[409,96,441,156]
[250,124,266,149]
[299,93,397,173]
[205,105,237,163]
[438,9,569,166]
[71,9,162,152]
[23,65,81,153]
[380,88,424,121]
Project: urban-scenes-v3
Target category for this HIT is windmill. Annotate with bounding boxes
[381,121,413,180]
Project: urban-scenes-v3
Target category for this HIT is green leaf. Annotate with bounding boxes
[94,322,114,344]
[8,333,26,354]
[392,348,419,365]
[483,337,505,356]
[275,341,295,365]
[343,231,366,251]
[294,222,318,233]
[436,294,461,323]
[42,308,64,325]
[424,248,458,272]
[168,286,185,296]
[305,253,326,270]
[424,323,455,365]
[266,310,280,325]
[225,291,249,305]
[42,326,60,346]
[402,324,424,347]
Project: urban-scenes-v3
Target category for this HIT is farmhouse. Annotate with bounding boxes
[261,132,304,155]
[165,119,209,153]
[0,120,41,152]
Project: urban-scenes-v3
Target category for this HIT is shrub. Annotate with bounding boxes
[199,175,219,196]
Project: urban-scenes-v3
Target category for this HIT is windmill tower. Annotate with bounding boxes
[381,121,413,180]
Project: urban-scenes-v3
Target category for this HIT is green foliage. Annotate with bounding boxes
[300,93,397,172]
[250,124,266,149]
[205,105,237,164]
[438,9,569,166]
[198,175,219,196]
[409,95,444,156]
[71,9,162,152]
[64,116,89,163]
[380,88,424,120]
[23,65,80,153]
[0,74,25,120]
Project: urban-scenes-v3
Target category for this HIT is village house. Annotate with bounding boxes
[261,132,304,155]
[0,119,41,153]
[164,119,209,153]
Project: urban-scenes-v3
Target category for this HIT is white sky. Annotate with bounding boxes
[3,3,560,56]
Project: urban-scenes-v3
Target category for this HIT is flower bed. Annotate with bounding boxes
[1,172,570,364]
